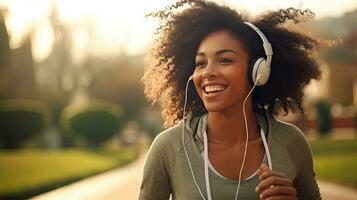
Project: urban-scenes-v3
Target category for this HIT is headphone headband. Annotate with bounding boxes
[243,22,273,56]
[243,22,273,86]
[243,22,273,68]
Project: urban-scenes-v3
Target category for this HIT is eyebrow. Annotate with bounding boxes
[196,49,238,57]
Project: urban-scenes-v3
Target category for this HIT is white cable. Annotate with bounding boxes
[234,74,261,200]
[203,127,213,200]
[182,77,207,200]
[261,129,273,170]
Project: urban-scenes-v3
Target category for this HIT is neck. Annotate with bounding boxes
[206,100,259,146]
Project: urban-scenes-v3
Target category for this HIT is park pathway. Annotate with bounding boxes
[32,152,357,200]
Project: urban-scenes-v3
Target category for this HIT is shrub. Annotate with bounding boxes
[355,108,357,135]
[315,99,332,136]
[61,100,123,147]
[0,99,50,148]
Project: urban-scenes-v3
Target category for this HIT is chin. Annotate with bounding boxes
[203,100,243,114]
[203,103,228,113]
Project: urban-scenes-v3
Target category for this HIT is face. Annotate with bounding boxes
[193,30,251,113]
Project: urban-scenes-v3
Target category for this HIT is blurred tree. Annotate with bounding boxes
[88,55,146,123]
[0,8,38,100]
[36,6,75,102]
[0,8,10,70]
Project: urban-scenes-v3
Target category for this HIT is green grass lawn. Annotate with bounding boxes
[310,139,357,188]
[0,147,137,199]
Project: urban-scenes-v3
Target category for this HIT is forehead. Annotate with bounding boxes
[197,30,246,54]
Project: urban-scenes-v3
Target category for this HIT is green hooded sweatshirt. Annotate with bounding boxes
[139,110,321,200]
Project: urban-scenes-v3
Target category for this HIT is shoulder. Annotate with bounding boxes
[272,119,310,148]
[271,119,314,169]
[149,120,185,158]
[151,113,202,152]
[270,118,315,174]
[271,118,313,163]
[257,109,308,146]
[143,122,184,176]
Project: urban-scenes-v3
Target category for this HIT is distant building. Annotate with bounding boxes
[327,62,357,106]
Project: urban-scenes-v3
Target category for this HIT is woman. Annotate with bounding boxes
[140,0,322,199]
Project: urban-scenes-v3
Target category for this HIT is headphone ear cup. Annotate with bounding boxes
[250,57,270,86]
[248,57,258,86]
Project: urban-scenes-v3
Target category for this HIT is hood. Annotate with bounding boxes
[183,109,274,152]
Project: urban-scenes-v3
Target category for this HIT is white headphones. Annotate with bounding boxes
[244,22,273,86]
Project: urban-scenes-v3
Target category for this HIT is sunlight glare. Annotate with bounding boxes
[1,0,356,60]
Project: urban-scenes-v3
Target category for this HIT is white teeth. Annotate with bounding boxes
[204,85,226,93]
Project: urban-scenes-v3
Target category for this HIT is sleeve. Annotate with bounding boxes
[139,135,172,200]
[293,133,322,200]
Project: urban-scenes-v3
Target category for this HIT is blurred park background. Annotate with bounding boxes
[0,0,356,199]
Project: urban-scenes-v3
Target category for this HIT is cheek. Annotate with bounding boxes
[192,77,203,97]
[232,71,247,84]
[193,79,201,95]
[230,63,249,84]
[225,68,250,95]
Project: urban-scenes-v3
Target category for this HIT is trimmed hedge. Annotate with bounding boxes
[0,99,50,148]
[61,100,123,147]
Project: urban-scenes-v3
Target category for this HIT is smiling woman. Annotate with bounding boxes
[140,0,322,199]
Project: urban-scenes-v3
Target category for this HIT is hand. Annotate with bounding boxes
[255,164,297,200]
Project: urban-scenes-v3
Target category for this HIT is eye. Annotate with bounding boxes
[195,60,206,68]
[220,57,233,64]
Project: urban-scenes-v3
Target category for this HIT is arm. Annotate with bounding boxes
[293,136,321,200]
[139,135,172,200]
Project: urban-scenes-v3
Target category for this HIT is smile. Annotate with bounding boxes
[204,84,227,96]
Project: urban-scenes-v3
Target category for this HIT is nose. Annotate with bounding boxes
[202,62,218,79]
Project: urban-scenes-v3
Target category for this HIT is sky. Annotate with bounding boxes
[1,0,357,62]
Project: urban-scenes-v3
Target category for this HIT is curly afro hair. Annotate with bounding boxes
[142,0,321,127]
